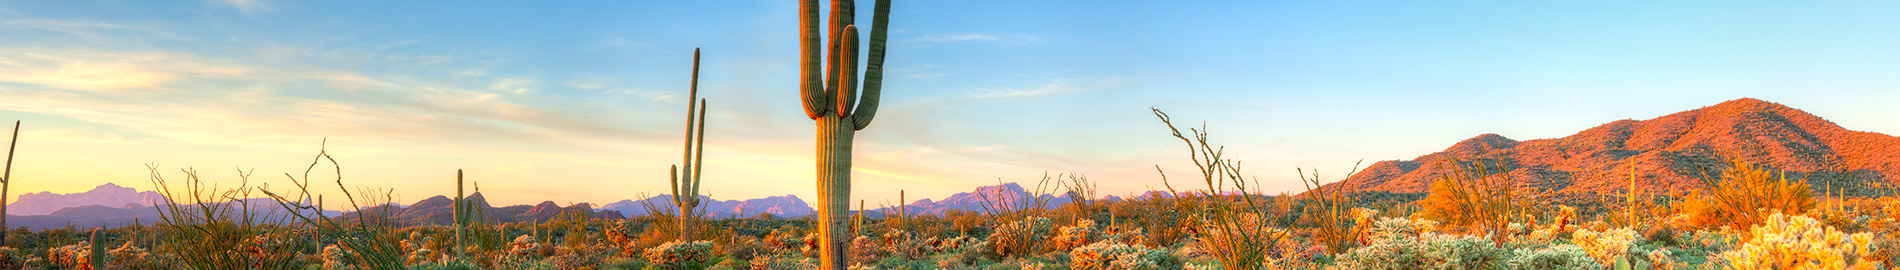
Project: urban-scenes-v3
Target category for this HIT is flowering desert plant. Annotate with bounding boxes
[1719,213,1880,270]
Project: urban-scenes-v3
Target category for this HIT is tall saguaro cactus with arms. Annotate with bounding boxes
[672,48,710,241]
[798,0,892,268]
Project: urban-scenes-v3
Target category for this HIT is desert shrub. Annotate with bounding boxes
[1051,219,1101,252]
[1571,226,1639,266]
[725,235,771,262]
[986,216,1053,258]
[1330,217,1506,270]
[1300,163,1371,255]
[1681,160,1815,230]
[1719,213,1880,269]
[642,240,715,270]
[751,252,817,270]
[1068,241,1178,270]
[879,230,928,261]
[1417,158,1521,247]
[847,235,888,265]
[1505,244,1600,270]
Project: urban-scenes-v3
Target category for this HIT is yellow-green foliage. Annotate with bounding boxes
[1683,160,1815,230]
[1719,213,1880,270]
[1570,227,1639,266]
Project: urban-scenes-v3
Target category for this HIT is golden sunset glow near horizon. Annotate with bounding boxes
[3,1,1900,210]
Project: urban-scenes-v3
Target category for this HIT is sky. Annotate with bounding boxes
[1,1,1898,210]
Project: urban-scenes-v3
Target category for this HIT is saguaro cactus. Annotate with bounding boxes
[798,0,892,267]
[672,48,710,241]
[89,228,104,270]
[454,169,466,261]
[1,121,17,247]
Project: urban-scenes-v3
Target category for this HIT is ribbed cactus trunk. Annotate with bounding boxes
[89,228,103,270]
[454,169,466,261]
[798,0,891,268]
[815,114,853,266]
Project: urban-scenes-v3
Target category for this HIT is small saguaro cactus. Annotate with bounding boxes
[89,228,104,270]
[1,121,18,247]
[671,48,710,242]
[454,169,466,261]
[797,0,894,268]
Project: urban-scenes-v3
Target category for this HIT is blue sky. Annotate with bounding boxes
[1,1,1897,208]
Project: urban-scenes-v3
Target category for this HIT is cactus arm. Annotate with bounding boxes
[835,25,859,118]
[670,165,681,207]
[798,0,827,119]
[690,99,707,207]
[823,0,855,106]
[851,0,890,130]
[682,48,700,189]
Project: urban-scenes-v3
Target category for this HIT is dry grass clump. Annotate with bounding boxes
[1719,213,1880,270]
[1680,159,1815,230]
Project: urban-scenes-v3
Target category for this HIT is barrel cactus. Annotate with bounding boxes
[796,0,894,268]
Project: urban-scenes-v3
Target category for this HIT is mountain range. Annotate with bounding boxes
[15,98,1891,227]
[1321,98,1900,195]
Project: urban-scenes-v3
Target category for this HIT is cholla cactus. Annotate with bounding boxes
[1719,213,1880,270]
[1505,244,1601,270]
[988,216,1054,257]
[644,240,715,270]
[1070,241,1179,270]
[45,241,91,270]
[879,230,926,260]
[845,235,886,265]
[322,245,360,270]
[1052,219,1102,251]
[1571,226,1639,266]
[1330,220,1506,270]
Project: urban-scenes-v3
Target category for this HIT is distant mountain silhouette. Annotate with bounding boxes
[1321,98,1900,195]
[10,182,163,215]
[600,194,815,219]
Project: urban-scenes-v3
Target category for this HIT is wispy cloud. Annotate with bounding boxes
[968,77,1132,99]
[216,0,278,15]
[910,34,999,43]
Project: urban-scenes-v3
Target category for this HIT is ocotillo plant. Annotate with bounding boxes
[671,48,710,241]
[798,0,893,267]
[1,120,17,247]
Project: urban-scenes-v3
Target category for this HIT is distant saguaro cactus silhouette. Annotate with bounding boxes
[796,0,893,268]
[672,48,710,241]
